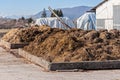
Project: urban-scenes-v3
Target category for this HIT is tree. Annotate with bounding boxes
[51,9,56,17]
[41,8,47,18]
[59,9,64,17]
[18,16,25,22]
[27,18,33,24]
[50,9,64,17]
[21,16,25,20]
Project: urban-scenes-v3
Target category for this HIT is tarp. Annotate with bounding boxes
[77,12,96,30]
[35,17,75,29]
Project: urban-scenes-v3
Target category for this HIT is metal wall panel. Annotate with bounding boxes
[96,19,105,30]
[113,5,120,30]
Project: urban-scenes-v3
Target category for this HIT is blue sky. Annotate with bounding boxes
[0,0,103,16]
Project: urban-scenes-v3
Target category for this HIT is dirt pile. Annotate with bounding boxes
[2,28,21,43]
[23,27,120,62]
[2,25,51,43]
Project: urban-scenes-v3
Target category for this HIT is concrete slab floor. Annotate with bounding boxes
[0,47,120,80]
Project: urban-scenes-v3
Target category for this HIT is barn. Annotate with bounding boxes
[92,0,120,30]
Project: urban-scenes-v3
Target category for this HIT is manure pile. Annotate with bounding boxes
[22,27,120,62]
[2,25,120,62]
[2,25,50,43]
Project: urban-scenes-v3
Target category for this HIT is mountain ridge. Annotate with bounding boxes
[32,6,92,20]
[5,6,92,19]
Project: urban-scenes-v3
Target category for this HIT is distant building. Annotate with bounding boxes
[92,0,120,30]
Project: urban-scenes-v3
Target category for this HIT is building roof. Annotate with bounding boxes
[91,0,109,11]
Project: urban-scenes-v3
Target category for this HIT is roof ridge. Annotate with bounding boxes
[91,0,109,11]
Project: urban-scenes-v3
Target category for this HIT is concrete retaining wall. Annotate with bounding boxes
[0,40,28,49]
[18,49,51,70]
[50,61,120,71]
[19,49,120,71]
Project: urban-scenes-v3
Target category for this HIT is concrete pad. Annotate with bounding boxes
[0,47,120,80]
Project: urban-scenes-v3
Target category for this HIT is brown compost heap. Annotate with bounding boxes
[2,25,120,62]
[1,26,49,43]
[23,27,120,62]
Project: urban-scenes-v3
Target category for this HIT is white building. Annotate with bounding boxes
[92,0,120,30]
